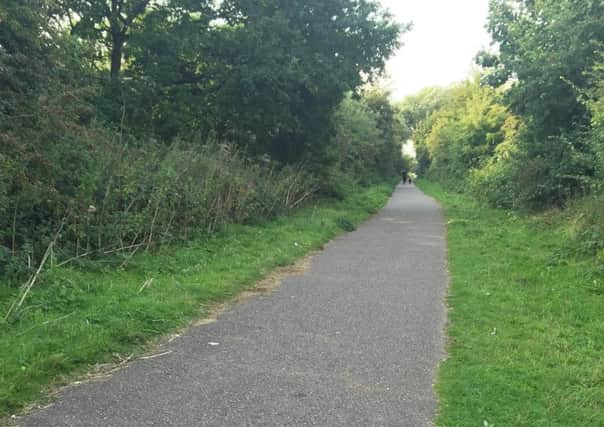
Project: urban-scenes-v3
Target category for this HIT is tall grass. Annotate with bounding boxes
[0,134,318,283]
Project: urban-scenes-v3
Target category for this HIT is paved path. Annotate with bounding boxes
[22,184,448,427]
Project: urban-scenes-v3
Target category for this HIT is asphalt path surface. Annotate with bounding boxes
[21,183,448,427]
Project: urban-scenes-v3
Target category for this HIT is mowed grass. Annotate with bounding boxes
[0,184,394,418]
[418,180,603,427]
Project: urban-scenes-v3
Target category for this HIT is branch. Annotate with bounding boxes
[124,0,151,28]
[56,242,147,268]
[5,219,66,320]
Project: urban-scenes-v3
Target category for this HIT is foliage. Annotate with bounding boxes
[408,0,604,210]
[58,0,405,161]
[470,0,604,208]
[397,85,449,133]
[585,57,604,192]
[563,194,604,260]
[409,79,518,192]
[330,90,405,190]
[205,0,404,162]
[61,0,160,80]
[409,77,598,209]
[397,86,451,176]
[331,94,382,187]
[363,88,407,179]
[482,0,604,135]
[0,136,319,281]
[0,1,405,281]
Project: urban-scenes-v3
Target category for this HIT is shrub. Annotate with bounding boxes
[0,134,320,285]
[566,194,604,257]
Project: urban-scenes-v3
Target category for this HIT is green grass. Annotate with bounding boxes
[0,183,394,418]
[418,180,603,427]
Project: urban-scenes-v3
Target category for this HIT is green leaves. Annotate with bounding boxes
[410,80,516,192]
[485,0,604,135]
[331,90,405,187]
[199,0,404,162]
[59,0,404,164]
[412,0,604,209]
[0,0,405,282]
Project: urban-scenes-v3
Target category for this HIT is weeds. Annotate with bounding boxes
[0,140,319,284]
[335,217,356,232]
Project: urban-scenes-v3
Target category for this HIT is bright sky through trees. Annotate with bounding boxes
[379,0,492,100]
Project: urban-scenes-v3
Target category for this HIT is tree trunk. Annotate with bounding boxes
[110,33,124,82]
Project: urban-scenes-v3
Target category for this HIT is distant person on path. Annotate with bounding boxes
[401,169,408,184]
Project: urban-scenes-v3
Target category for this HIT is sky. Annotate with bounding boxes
[378,0,493,100]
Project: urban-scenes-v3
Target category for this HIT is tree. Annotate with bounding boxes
[73,0,403,160]
[205,0,405,163]
[364,88,405,178]
[482,0,604,136]
[115,0,215,137]
[1,0,52,117]
[61,0,153,81]
[332,93,382,180]
[397,86,448,133]
[409,79,517,190]
[473,0,604,207]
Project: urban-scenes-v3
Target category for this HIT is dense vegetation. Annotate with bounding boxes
[404,0,604,211]
[0,0,407,285]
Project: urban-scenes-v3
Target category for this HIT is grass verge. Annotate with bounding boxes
[418,180,603,427]
[0,183,394,418]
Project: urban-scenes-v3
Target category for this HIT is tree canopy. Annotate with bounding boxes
[0,0,405,279]
[410,0,604,209]
[39,0,404,162]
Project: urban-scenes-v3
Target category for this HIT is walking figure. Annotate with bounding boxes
[401,169,408,184]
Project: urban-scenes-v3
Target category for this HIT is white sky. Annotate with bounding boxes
[378,0,492,100]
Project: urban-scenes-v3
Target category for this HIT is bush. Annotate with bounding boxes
[0,134,320,285]
[470,159,518,209]
[412,79,600,211]
[470,133,596,211]
[566,194,604,257]
[0,4,403,284]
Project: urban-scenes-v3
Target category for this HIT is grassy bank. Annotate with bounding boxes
[418,180,603,426]
[0,183,394,418]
